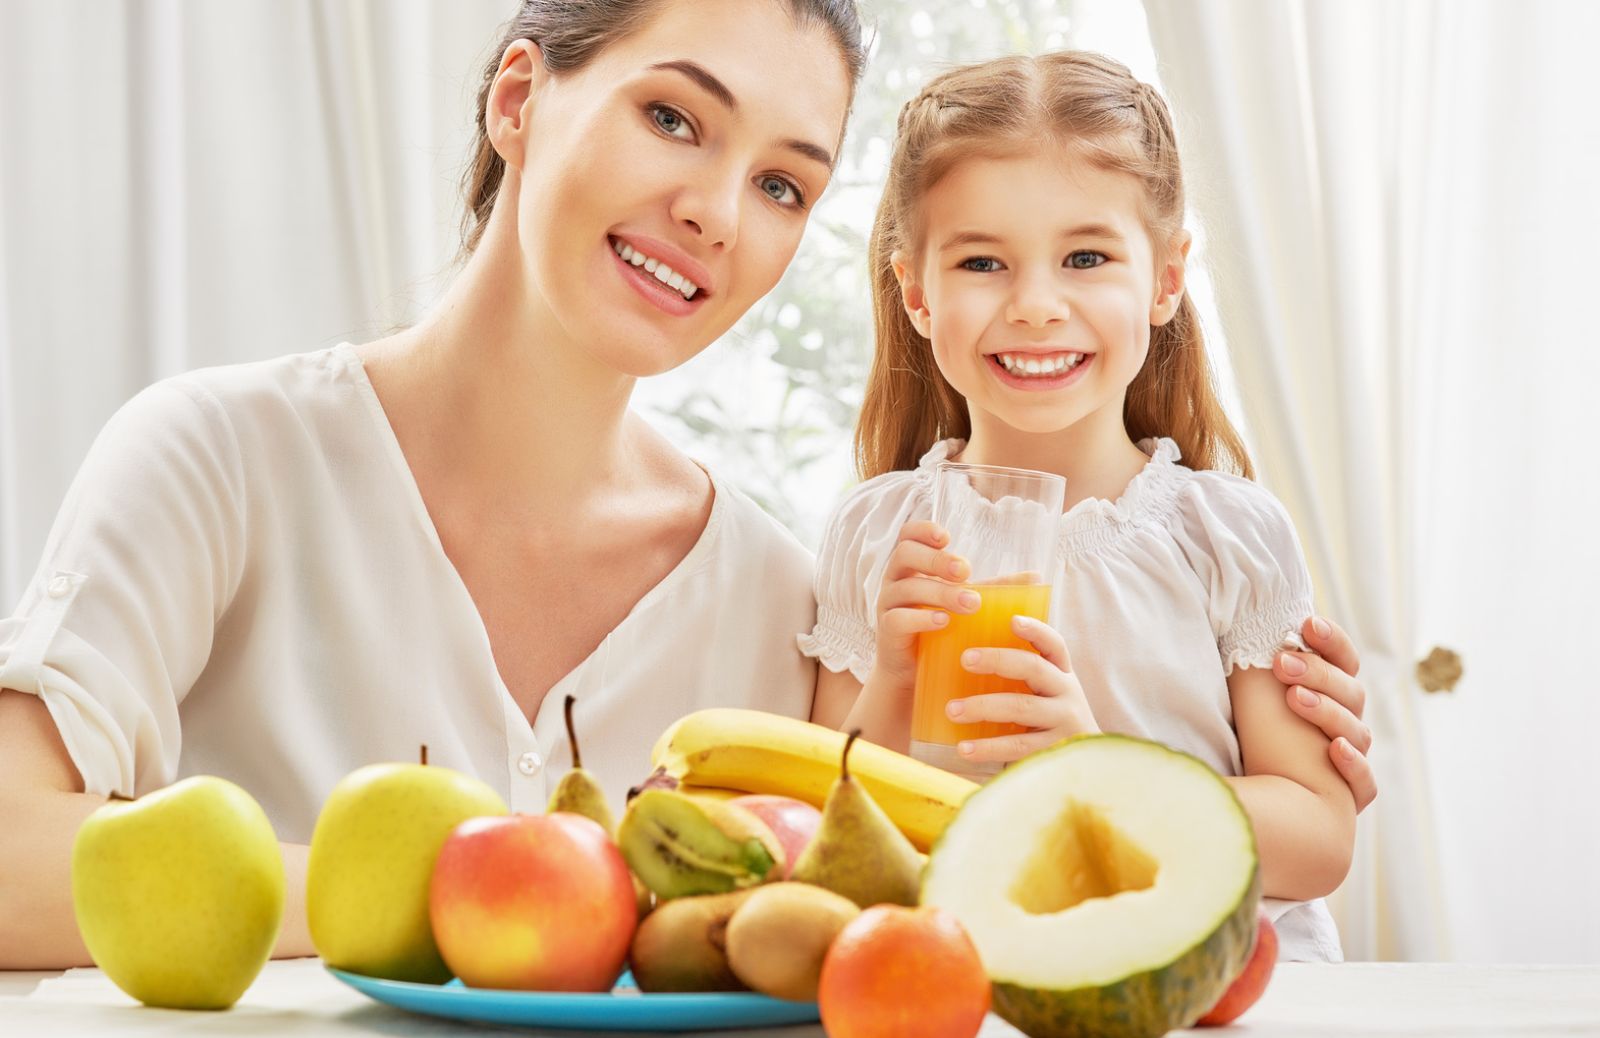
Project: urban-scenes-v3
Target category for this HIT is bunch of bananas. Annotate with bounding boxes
[641,709,978,851]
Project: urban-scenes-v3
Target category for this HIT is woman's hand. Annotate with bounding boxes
[944,615,1099,766]
[1275,615,1378,812]
[869,520,979,693]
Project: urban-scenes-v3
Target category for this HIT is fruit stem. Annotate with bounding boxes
[842,728,861,783]
[420,744,428,766]
[564,694,582,769]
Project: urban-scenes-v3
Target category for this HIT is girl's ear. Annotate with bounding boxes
[487,40,549,171]
[1150,230,1192,326]
[890,250,933,338]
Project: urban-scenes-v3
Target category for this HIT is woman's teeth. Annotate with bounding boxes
[995,352,1086,377]
[612,238,701,300]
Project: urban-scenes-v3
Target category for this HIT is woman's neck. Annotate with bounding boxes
[959,405,1152,512]
[361,208,641,525]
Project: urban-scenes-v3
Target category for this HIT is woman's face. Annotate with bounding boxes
[504,0,852,377]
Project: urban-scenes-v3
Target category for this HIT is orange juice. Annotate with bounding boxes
[912,582,1053,746]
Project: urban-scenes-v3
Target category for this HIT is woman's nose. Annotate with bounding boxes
[669,177,741,251]
[1005,271,1069,327]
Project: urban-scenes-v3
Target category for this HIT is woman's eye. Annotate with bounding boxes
[649,104,694,141]
[1067,251,1107,269]
[961,257,1003,273]
[759,175,805,209]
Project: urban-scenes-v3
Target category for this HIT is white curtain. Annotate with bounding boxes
[1143,0,1600,962]
[0,0,513,603]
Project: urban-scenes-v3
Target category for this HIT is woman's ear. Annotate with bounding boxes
[1150,230,1192,326]
[890,250,933,338]
[486,40,547,171]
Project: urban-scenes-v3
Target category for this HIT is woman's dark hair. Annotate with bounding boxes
[459,0,867,255]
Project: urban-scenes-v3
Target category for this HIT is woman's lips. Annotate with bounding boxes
[609,239,706,317]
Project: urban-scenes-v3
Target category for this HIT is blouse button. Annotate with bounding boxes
[517,750,543,776]
[47,576,72,598]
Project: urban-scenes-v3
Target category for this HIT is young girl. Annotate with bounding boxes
[800,52,1352,962]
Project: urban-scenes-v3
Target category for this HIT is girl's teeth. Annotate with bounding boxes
[612,237,702,300]
[997,352,1086,376]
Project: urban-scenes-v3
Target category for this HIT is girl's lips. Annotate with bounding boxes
[610,239,706,317]
[986,352,1095,392]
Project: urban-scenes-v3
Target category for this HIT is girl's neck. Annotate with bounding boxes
[362,203,641,522]
[958,405,1152,512]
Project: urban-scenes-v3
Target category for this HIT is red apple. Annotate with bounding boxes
[429,812,636,991]
[1197,909,1278,1026]
[730,795,822,879]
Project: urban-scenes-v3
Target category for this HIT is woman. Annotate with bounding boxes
[0,0,1373,968]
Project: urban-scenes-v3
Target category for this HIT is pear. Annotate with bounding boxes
[790,730,923,909]
[72,777,284,1010]
[548,695,654,917]
[548,695,616,834]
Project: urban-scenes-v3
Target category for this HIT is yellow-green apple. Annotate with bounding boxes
[1197,908,1279,1026]
[430,812,637,991]
[306,758,507,982]
[71,776,284,1010]
[729,795,821,879]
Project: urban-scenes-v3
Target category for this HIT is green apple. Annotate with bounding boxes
[306,758,507,982]
[71,776,284,1010]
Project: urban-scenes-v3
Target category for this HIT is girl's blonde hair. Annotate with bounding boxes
[856,51,1253,481]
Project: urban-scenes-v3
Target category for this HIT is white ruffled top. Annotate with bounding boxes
[799,436,1344,962]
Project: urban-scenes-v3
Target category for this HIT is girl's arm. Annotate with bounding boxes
[1226,666,1357,901]
[0,689,315,968]
[812,665,911,751]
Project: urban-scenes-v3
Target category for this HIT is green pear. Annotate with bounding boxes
[306,747,507,983]
[72,776,284,1010]
[548,694,615,834]
[790,730,923,908]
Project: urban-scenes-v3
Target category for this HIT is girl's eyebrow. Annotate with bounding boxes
[938,224,1126,251]
[646,59,834,170]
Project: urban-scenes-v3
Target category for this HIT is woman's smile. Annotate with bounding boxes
[608,234,712,316]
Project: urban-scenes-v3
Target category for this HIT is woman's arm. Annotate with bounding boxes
[1225,666,1357,901]
[0,689,315,968]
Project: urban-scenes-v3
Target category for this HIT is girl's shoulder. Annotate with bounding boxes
[820,439,957,542]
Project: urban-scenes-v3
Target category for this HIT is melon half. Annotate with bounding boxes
[920,735,1260,1038]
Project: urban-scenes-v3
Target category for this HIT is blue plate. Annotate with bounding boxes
[328,967,821,1032]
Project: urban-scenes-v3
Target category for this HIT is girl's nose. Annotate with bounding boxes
[1005,271,1069,327]
[669,176,741,251]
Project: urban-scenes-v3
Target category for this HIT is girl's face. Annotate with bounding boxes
[895,150,1188,438]
[501,0,851,376]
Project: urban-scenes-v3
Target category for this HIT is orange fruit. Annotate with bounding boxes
[818,904,990,1038]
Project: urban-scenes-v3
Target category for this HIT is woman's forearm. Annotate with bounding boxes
[1226,774,1356,901]
[0,788,315,968]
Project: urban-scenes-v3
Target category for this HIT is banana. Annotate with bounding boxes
[646,709,978,852]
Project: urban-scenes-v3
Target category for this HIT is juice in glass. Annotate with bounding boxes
[912,581,1053,746]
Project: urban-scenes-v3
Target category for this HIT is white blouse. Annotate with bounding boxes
[799,437,1344,962]
[0,345,818,842]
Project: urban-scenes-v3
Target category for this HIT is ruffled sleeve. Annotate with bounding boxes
[1174,474,1315,675]
[0,379,246,796]
[796,452,946,683]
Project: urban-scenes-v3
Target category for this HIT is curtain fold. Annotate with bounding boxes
[1140,0,1450,960]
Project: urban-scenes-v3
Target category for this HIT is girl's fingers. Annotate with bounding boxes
[880,605,951,643]
[879,576,981,616]
[1010,615,1070,671]
[955,729,1061,765]
[959,646,1068,692]
[1330,737,1378,814]
[885,530,968,583]
[945,692,1046,727]
[1285,686,1373,755]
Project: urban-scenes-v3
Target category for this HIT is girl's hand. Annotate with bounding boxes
[870,520,980,692]
[1275,615,1378,812]
[945,615,1099,766]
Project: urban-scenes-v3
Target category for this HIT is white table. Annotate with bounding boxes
[4,959,1599,1036]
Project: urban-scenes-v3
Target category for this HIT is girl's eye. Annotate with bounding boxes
[1068,251,1107,269]
[961,257,1003,273]
[649,104,694,141]
[758,175,806,210]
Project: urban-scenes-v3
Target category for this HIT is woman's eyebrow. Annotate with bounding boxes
[648,59,835,171]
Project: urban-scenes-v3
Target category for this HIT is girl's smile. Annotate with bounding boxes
[985,349,1096,391]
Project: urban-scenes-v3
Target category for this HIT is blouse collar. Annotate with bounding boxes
[914,437,1189,557]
